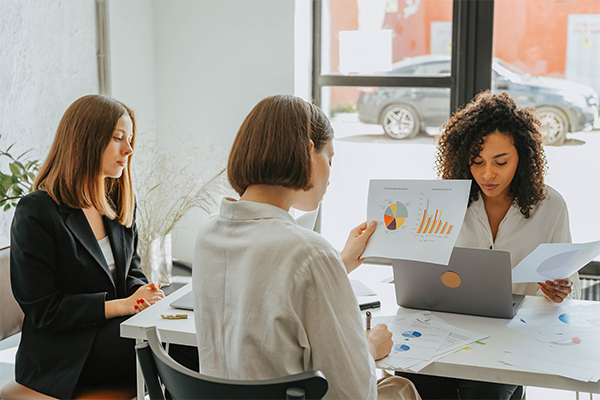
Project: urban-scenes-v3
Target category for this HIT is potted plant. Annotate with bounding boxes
[0,136,41,211]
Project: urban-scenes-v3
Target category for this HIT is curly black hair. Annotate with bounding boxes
[435,91,547,218]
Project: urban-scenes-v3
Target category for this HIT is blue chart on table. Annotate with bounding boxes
[401,331,422,339]
[392,344,411,352]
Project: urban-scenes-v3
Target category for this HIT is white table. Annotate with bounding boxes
[121,264,600,399]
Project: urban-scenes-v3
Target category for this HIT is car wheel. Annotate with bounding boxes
[380,104,421,140]
[536,107,568,146]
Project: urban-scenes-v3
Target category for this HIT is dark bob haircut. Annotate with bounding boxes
[435,91,547,218]
[228,95,334,196]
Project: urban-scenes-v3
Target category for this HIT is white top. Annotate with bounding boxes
[455,185,581,299]
[192,198,377,400]
[98,236,116,278]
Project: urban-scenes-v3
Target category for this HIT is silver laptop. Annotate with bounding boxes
[392,247,525,319]
[170,291,194,311]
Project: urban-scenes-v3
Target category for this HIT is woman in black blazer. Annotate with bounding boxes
[10,95,164,399]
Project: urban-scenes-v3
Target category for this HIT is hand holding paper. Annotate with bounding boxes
[512,240,600,283]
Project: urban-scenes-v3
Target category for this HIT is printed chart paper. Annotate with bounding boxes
[375,312,488,371]
[363,180,471,265]
[512,241,600,283]
[500,303,600,382]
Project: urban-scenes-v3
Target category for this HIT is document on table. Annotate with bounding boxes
[500,334,600,382]
[503,303,600,341]
[499,303,600,382]
[363,180,471,265]
[374,311,488,371]
[511,240,600,283]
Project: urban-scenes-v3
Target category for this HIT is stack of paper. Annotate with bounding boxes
[499,303,600,382]
[374,311,488,372]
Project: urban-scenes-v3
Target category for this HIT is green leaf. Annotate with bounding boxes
[9,163,21,176]
[12,186,22,196]
[11,175,18,184]
[0,174,11,185]
[12,160,25,170]
[4,204,11,211]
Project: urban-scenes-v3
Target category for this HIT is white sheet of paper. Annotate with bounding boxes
[505,335,600,370]
[499,353,600,382]
[509,304,600,338]
[363,180,471,265]
[374,313,450,361]
[375,311,488,370]
[512,241,600,283]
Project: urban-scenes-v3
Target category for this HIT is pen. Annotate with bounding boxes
[366,311,371,331]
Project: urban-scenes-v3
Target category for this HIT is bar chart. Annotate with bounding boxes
[415,199,454,235]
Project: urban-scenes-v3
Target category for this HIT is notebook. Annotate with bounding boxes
[392,246,525,319]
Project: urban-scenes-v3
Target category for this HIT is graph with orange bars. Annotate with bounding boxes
[416,200,453,235]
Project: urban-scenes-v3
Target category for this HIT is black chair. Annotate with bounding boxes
[135,326,328,400]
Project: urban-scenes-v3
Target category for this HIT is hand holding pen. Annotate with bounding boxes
[364,311,393,361]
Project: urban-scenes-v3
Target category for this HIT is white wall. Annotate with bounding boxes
[108,0,157,138]
[0,0,98,246]
[109,0,296,262]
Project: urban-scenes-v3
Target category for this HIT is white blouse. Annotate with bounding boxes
[98,236,116,279]
[192,198,377,400]
[455,185,581,299]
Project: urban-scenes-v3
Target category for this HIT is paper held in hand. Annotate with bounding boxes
[511,240,600,283]
[362,179,471,265]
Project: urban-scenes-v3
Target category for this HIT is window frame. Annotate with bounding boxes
[311,0,495,114]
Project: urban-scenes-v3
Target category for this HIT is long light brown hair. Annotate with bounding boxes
[34,95,136,227]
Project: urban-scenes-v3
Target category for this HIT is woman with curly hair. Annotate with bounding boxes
[436,90,580,302]
[397,91,580,400]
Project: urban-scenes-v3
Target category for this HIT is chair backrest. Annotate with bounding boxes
[0,247,24,341]
[135,326,328,400]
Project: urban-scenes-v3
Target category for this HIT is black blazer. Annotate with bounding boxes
[10,190,147,399]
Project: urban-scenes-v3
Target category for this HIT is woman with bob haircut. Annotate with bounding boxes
[397,91,580,400]
[193,94,421,400]
[8,94,164,399]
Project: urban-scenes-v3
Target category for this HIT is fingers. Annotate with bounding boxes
[538,280,571,303]
[134,298,150,313]
[366,323,393,360]
[353,221,367,236]
[361,220,377,239]
[545,279,572,295]
[349,221,377,240]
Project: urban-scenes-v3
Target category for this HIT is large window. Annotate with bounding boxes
[314,0,599,264]
[492,0,600,251]
[313,0,492,251]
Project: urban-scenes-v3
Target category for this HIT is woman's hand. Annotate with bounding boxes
[105,282,165,318]
[340,221,377,274]
[365,323,393,361]
[539,279,572,303]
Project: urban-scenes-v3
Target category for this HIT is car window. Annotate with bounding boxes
[388,65,417,76]
[421,62,451,76]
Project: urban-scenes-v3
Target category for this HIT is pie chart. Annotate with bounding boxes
[401,331,422,339]
[392,344,411,352]
[384,202,408,230]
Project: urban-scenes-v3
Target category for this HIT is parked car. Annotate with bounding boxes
[357,54,599,145]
